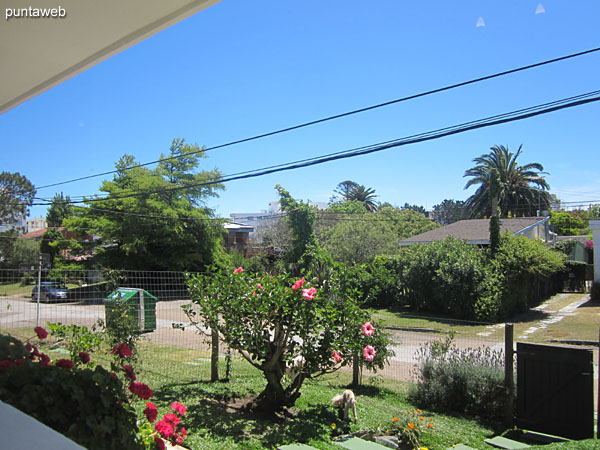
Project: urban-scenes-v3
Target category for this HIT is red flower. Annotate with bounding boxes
[0,360,14,371]
[38,353,51,367]
[129,382,154,400]
[122,364,136,381]
[143,402,158,423]
[111,343,132,358]
[109,371,118,379]
[34,326,48,340]
[155,420,174,439]
[291,277,305,290]
[173,427,187,445]
[56,359,73,370]
[171,402,186,416]
[79,352,90,364]
[233,267,243,274]
[163,413,180,426]
[153,436,165,450]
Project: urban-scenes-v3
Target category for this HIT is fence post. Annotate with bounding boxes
[352,353,360,386]
[505,323,515,426]
[211,328,219,382]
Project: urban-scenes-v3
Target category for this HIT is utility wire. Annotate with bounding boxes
[34,46,600,191]
[30,89,600,206]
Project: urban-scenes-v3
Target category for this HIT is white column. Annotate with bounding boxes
[590,220,600,283]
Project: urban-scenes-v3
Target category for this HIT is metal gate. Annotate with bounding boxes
[516,342,594,440]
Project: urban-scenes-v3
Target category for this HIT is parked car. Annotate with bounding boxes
[31,282,69,302]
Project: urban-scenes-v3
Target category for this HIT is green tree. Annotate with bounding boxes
[330,181,378,212]
[0,172,35,227]
[186,268,391,412]
[46,193,74,227]
[432,199,468,224]
[330,180,360,203]
[65,139,225,271]
[322,216,399,264]
[550,211,588,236]
[464,145,550,217]
[401,203,426,214]
[377,205,440,239]
[275,185,318,271]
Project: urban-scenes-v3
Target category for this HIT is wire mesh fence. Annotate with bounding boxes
[0,268,512,385]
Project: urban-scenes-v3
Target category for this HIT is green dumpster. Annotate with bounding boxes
[104,288,157,333]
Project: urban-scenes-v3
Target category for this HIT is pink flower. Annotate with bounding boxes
[363,345,376,362]
[171,402,186,416]
[361,322,375,337]
[129,382,154,400]
[34,326,48,340]
[585,240,593,250]
[144,402,158,423]
[155,420,174,439]
[302,287,317,300]
[291,277,306,290]
[332,349,342,363]
[252,291,257,296]
[257,283,264,290]
[122,365,136,381]
[233,267,243,274]
[56,359,73,370]
[111,343,132,358]
[154,436,165,450]
[79,352,90,364]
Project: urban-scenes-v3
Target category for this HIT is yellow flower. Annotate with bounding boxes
[331,423,336,430]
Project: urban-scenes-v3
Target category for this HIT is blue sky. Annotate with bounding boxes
[2,0,599,219]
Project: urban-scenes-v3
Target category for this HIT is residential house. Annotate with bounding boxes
[399,216,553,246]
[223,222,254,255]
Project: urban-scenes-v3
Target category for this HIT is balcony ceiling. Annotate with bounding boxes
[0,0,221,114]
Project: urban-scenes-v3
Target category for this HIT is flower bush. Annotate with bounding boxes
[386,410,434,450]
[0,328,187,450]
[185,266,392,411]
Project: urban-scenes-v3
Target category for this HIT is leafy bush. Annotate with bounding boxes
[20,272,35,286]
[0,354,142,450]
[409,334,507,423]
[395,237,486,318]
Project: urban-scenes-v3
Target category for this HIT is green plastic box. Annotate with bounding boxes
[104,288,157,333]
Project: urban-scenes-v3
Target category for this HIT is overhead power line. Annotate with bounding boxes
[29,89,600,206]
[34,46,600,191]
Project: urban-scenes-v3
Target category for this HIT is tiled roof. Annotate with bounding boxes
[400,217,548,245]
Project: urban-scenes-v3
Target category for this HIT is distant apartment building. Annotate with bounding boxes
[27,217,47,233]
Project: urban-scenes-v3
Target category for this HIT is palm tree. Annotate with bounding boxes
[348,185,378,212]
[331,180,360,203]
[464,145,551,217]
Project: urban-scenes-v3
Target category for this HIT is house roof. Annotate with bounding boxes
[19,227,65,240]
[399,217,549,246]
[223,222,254,232]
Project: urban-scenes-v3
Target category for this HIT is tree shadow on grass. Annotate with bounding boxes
[153,381,340,448]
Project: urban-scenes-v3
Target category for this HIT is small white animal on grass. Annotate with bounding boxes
[332,389,357,423]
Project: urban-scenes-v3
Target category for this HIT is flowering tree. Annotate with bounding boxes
[186,267,391,412]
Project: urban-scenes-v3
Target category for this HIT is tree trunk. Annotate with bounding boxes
[249,367,302,412]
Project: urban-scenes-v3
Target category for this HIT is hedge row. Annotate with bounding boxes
[349,234,565,322]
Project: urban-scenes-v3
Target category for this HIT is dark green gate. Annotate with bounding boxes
[516,342,595,440]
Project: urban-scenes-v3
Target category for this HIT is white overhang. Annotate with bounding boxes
[1,0,222,114]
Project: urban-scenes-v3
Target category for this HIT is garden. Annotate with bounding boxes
[1,261,598,449]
